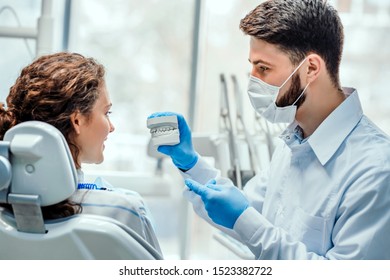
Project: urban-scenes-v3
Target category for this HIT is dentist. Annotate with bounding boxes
[149,0,390,259]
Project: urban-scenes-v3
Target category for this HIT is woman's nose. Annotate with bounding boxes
[109,120,115,133]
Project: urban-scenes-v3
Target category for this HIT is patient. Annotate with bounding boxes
[0,52,161,254]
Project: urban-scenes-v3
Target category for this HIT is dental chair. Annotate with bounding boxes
[0,121,162,260]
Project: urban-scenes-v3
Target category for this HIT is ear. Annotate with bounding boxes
[305,54,322,83]
[70,111,84,135]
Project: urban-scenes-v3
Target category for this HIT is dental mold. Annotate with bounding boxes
[147,115,180,146]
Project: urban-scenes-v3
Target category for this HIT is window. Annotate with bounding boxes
[69,0,194,172]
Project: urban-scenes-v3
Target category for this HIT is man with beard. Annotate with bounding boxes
[148,0,390,259]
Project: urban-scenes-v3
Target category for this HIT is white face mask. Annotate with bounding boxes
[247,58,309,124]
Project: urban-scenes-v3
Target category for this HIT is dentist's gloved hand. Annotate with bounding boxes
[185,178,249,229]
[148,112,198,170]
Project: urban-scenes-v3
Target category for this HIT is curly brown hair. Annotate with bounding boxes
[0,52,106,219]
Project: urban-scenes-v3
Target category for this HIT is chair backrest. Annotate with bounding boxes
[0,121,162,259]
[0,210,162,260]
[3,121,77,206]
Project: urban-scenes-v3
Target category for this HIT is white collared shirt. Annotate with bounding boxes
[71,170,162,254]
[183,88,390,259]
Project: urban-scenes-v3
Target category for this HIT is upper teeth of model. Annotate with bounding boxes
[150,126,177,135]
[146,115,180,146]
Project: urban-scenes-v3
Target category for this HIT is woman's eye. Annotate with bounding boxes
[106,111,112,116]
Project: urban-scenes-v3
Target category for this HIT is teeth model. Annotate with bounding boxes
[147,115,180,146]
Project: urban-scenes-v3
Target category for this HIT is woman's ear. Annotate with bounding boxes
[70,111,83,135]
[305,54,322,83]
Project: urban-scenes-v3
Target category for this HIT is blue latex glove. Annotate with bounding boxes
[185,178,249,229]
[148,112,198,170]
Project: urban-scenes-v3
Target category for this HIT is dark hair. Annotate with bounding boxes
[0,52,105,218]
[240,0,344,87]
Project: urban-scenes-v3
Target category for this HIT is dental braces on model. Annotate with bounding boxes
[147,115,180,146]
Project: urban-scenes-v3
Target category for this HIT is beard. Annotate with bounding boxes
[276,73,306,108]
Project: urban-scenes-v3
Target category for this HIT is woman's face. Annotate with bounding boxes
[72,83,115,166]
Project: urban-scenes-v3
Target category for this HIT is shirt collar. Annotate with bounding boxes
[308,88,363,165]
[281,88,363,165]
[77,169,84,183]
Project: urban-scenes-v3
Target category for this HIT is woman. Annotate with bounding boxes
[0,52,161,254]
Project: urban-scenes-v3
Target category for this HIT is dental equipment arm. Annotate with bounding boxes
[255,113,276,160]
[219,74,243,189]
[231,75,259,178]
